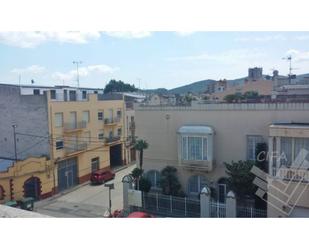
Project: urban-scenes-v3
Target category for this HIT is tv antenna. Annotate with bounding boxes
[73,61,82,88]
[282,56,294,84]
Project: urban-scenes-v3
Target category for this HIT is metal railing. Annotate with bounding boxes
[64,121,87,131]
[65,142,88,154]
[210,201,226,217]
[133,192,200,217]
[104,117,121,125]
[105,136,121,144]
[236,206,267,218]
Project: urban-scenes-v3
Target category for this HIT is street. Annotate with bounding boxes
[34,164,135,217]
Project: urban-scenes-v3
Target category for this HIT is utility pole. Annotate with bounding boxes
[73,61,82,88]
[104,183,114,216]
[282,56,293,84]
[12,124,17,162]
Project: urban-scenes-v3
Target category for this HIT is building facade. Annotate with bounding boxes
[135,103,309,213]
[0,84,134,203]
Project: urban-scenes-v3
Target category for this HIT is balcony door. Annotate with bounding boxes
[70,111,77,129]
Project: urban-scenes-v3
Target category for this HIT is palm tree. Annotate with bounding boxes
[134,139,149,170]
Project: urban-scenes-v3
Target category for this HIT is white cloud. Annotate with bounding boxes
[104,31,152,39]
[285,49,309,62]
[166,49,266,64]
[10,65,46,74]
[234,34,286,42]
[0,32,101,48]
[52,64,118,82]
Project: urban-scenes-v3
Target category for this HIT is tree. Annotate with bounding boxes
[131,167,143,190]
[139,177,152,193]
[243,91,259,100]
[134,139,149,170]
[160,166,183,196]
[104,79,138,94]
[224,160,256,199]
[224,94,237,103]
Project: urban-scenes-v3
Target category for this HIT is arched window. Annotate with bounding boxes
[0,185,5,200]
[146,170,161,189]
[187,175,208,197]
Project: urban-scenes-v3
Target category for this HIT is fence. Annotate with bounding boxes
[236,206,267,218]
[126,188,267,218]
[210,201,226,217]
[135,192,200,217]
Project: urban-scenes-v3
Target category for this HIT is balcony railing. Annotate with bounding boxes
[65,142,88,155]
[104,117,121,125]
[276,167,309,182]
[129,121,135,130]
[64,121,87,131]
[105,136,121,144]
[181,159,214,172]
[125,136,136,147]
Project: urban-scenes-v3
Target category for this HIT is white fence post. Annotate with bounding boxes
[156,192,159,211]
[200,187,211,217]
[170,195,173,213]
[184,197,187,217]
[226,191,236,218]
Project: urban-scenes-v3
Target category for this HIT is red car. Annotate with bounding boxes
[90,169,115,185]
[127,212,154,218]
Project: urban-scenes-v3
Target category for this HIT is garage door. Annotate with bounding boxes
[58,157,78,192]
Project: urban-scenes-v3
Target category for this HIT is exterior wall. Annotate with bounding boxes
[0,85,50,160]
[209,80,274,101]
[48,93,128,185]
[135,103,309,193]
[0,157,54,204]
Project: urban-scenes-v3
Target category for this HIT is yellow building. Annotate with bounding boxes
[0,157,54,204]
[0,84,135,202]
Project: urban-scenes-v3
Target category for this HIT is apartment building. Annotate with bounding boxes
[0,84,134,203]
[135,102,309,216]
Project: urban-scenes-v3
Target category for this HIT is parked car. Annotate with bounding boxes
[90,169,115,185]
[127,211,154,218]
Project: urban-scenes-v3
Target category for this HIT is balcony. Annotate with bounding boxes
[64,121,87,133]
[275,167,309,182]
[65,142,88,155]
[104,117,121,126]
[125,136,136,147]
[105,136,121,145]
[181,159,214,172]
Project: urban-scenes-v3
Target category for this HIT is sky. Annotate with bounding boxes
[1,31,309,90]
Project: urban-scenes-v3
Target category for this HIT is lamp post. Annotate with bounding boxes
[104,183,114,216]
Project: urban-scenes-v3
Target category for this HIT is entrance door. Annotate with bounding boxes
[110,144,122,167]
[58,157,78,192]
[24,177,41,200]
[91,157,100,172]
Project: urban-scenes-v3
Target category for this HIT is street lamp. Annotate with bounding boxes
[104,183,114,216]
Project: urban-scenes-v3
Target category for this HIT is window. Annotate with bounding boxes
[55,113,63,127]
[69,90,77,101]
[98,130,104,141]
[117,109,122,119]
[247,135,263,161]
[33,89,40,95]
[181,136,208,161]
[187,175,208,196]
[82,91,87,99]
[82,111,90,123]
[50,90,56,99]
[91,157,100,172]
[117,128,122,137]
[94,91,98,94]
[98,111,104,121]
[56,140,64,150]
[280,137,292,166]
[146,170,161,189]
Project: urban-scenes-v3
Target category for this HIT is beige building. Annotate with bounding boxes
[135,102,309,213]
